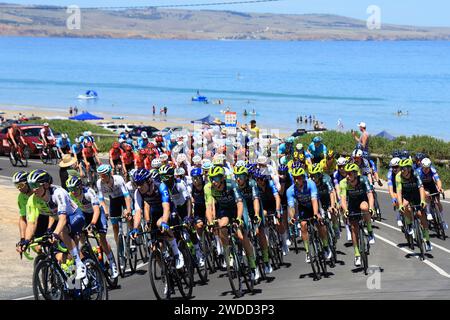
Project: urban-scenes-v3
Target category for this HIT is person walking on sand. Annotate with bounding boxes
[152,105,156,117]
[74,106,78,115]
[164,106,167,116]
[69,106,73,117]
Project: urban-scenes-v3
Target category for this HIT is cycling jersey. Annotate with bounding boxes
[237,179,259,216]
[387,168,397,193]
[279,174,293,208]
[69,187,99,214]
[307,143,327,160]
[286,179,318,218]
[339,176,372,217]
[134,155,146,169]
[166,179,190,208]
[39,128,55,142]
[134,181,170,229]
[82,147,98,159]
[72,144,83,160]
[257,179,278,213]
[80,135,95,146]
[354,158,371,176]
[333,170,346,187]
[56,137,71,149]
[315,174,334,209]
[137,138,149,149]
[416,167,440,192]
[396,171,423,205]
[18,192,30,217]
[7,127,23,144]
[278,143,293,156]
[109,148,121,161]
[97,175,129,202]
[205,179,242,219]
[319,158,337,176]
[121,150,135,165]
[192,181,206,218]
[369,159,377,173]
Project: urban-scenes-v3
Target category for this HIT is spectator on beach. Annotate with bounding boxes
[74,106,78,115]
[152,105,156,117]
[164,106,167,116]
[69,106,73,117]
[249,119,260,139]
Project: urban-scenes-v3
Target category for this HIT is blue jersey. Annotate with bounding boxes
[257,179,278,212]
[278,143,293,155]
[369,159,377,173]
[416,166,440,187]
[56,137,71,149]
[333,170,346,187]
[286,179,318,209]
[71,143,83,155]
[137,138,149,149]
[307,142,327,160]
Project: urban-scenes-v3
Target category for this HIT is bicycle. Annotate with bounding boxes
[372,189,382,221]
[322,209,338,268]
[347,212,371,275]
[265,213,284,270]
[202,224,223,273]
[80,227,119,288]
[404,204,428,261]
[247,216,267,282]
[428,192,446,240]
[9,142,30,167]
[299,216,328,280]
[117,216,138,278]
[288,217,301,255]
[146,228,194,300]
[27,234,108,300]
[38,141,60,165]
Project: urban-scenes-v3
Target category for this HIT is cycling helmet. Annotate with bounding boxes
[159,165,174,177]
[309,163,323,175]
[235,160,246,168]
[352,149,363,158]
[291,161,303,169]
[278,164,289,174]
[399,158,413,168]
[191,168,203,177]
[327,149,335,159]
[141,131,148,139]
[66,175,82,190]
[233,165,248,175]
[151,158,162,169]
[212,157,223,166]
[129,169,137,181]
[291,167,307,177]
[421,158,432,168]
[209,166,225,178]
[126,138,134,146]
[400,150,410,160]
[279,156,288,165]
[391,150,401,158]
[74,137,80,144]
[83,131,89,137]
[28,169,52,185]
[149,169,160,180]
[97,164,112,175]
[61,133,68,139]
[155,135,163,143]
[312,136,322,143]
[132,168,151,184]
[201,159,213,171]
[175,167,185,176]
[159,153,169,162]
[43,123,49,127]
[414,152,427,162]
[337,157,348,166]
[286,136,295,144]
[389,157,401,167]
[176,153,187,164]
[257,155,267,165]
[192,155,202,165]
[12,171,28,184]
[112,141,120,149]
[344,163,360,173]
[295,143,303,151]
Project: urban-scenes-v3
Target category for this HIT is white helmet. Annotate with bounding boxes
[176,153,187,164]
[337,157,348,166]
[389,157,401,167]
[83,131,89,137]
[421,158,432,168]
[74,137,80,144]
[159,154,169,162]
[192,155,202,164]
[257,155,267,165]
[235,160,246,167]
[352,149,363,158]
[141,131,148,139]
[295,143,303,151]
[118,138,125,144]
[61,133,68,139]
[87,131,92,136]
[151,158,162,169]
[175,167,185,176]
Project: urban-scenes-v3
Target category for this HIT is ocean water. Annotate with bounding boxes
[0,37,450,139]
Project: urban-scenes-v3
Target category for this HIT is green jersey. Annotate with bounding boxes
[26,194,58,224]
[18,193,30,217]
[204,179,243,211]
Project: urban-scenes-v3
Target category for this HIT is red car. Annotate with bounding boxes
[0,124,45,156]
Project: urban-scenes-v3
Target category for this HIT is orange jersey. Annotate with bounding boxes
[82,147,98,159]
[134,154,146,169]
[121,150,135,165]
[109,148,121,161]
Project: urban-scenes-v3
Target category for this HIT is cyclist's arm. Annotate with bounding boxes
[204,184,215,224]
[88,189,101,225]
[118,178,132,215]
[395,173,404,206]
[133,190,143,229]
[308,180,319,217]
[19,216,27,239]
[82,149,89,166]
[159,182,171,225]
[431,166,443,191]
[339,179,348,212]
[93,148,101,165]
[97,181,108,215]
[286,185,296,221]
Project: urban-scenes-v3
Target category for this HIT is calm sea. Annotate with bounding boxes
[1,37,449,139]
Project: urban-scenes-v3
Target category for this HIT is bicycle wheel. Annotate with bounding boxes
[33,260,66,300]
[327,226,336,268]
[82,258,109,300]
[358,225,368,275]
[137,234,149,263]
[195,238,209,284]
[100,251,119,288]
[149,248,170,300]
[127,235,138,273]
[373,192,382,221]
[176,241,194,299]
[225,245,243,298]
[292,225,299,255]
[268,227,280,269]
[316,236,328,277]
[117,235,127,278]
[415,219,426,261]
[201,232,216,274]
[9,151,18,167]
[308,235,321,281]
[433,206,446,240]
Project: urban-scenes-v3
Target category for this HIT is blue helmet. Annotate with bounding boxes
[132,168,151,184]
[191,168,203,177]
[97,164,112,175]
[286,136,295,144]
[312,136,323,143]
[278,165,289,173]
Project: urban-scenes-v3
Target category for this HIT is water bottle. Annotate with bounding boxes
[96,246,103,262]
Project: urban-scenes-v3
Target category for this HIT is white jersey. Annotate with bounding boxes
[73,187,100,214]
[97,175,130,202]
[167,179,190,207]
[48,186,79,216]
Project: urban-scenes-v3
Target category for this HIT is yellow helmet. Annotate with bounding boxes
[291,167,307,177]
[209,166,225,178]
[344,163,360,173]
[399,158,413,168]
[309,163,323,175]
[233,166,248,175]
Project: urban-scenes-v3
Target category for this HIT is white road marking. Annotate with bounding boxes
[376,189,450,204]
[375,233,450,279]
[375,220,450,254]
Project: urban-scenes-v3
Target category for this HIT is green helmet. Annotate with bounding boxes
[233,165,248,175]
[309,163,323,175]
[209,166,225,178]
[344,163,360,173]
[291,167,306,177]
[399,158,413,168]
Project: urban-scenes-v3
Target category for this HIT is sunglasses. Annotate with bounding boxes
[15,182,28,189]
[210,176,223,183]
[401,167,411,171]
[293,176,305,181]
[235,174,247,180]
[29,182,43,190]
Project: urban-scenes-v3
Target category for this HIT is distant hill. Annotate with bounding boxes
[1,3,450,40]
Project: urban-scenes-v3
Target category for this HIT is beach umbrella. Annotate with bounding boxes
[69,112,104,121]
[191,115,220,125]
[375,130,396,141]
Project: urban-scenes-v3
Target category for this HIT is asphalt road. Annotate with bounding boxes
[2,156,450,300]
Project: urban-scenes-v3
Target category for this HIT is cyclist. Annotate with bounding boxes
[287,167,332,263]
[21,170,86,279]
[234,164,272,275]
[278,136,295,161]
[307,136,327,164]
[121,144,135,179]
[396,158,431,251]
[319,150,337,177]
[109,141,122,174]
[39,123,56,156]
[413,152,427,171]
[82,141,101,178]
[417,158,446,229]
[80,131,98,150]
[56,133,71,155]
[333,157,351,241]
[71,138,84,176]
[387,157,402,226]
[339,163,376,267]
[351,149,372,183]
[294,143,312,167]
[137,131,150,150]
[7,123,27,158]
[369,158,383,187]
[134,149,148,170]
[130,169,184,269]
[96,164,132,246]
[309,163,340,238]
[190,168,209,253]
[66,175,119,278]
[154,135,166,154]
[205,166,258,281]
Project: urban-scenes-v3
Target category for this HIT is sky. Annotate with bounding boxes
[4,0,450,27]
